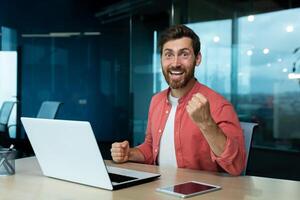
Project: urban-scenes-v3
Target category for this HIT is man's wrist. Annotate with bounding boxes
[128,148,139,161]
[127,148,145,163]
[197,118,217,133]
[128,148,133,161]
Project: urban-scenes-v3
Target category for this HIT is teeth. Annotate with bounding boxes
[170,71,184,75]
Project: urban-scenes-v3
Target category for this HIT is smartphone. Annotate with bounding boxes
[156,181,221,198]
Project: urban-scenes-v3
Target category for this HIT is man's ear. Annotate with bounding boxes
[195,52,202,66]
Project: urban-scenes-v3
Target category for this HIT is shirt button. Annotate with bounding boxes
[154,149,158,153]
[166,110,169,114]
[158,129,162,133]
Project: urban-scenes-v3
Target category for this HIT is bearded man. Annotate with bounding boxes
[111,24,246,176]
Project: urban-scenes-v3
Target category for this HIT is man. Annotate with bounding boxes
[111,24,246,176]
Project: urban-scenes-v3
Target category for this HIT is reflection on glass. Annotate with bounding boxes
[187,20,232,100]
[0,51,17,138]
[238,8,300,149]
[153,8,300,151]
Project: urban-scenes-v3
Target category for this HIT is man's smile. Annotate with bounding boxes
[169,69,184,76]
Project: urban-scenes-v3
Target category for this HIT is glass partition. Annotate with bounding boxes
[154,7,300,152]
[237,8,300,150]
[0,26,18,139]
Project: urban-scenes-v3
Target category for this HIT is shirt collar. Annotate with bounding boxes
[164,79,201,104]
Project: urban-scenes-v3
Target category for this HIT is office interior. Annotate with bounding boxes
[0,0,299,181]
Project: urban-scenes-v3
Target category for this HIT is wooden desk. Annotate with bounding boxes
[0,157,299,200]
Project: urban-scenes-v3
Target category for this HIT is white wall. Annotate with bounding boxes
[0,51,17,138]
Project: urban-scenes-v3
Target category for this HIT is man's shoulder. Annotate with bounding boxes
[150,89,168,105]
[152,89,168,101]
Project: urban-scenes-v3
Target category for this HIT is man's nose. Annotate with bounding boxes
[172,55,181,67]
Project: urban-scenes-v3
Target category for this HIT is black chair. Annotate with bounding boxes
[36,101,62,119]
[0,101,16,139]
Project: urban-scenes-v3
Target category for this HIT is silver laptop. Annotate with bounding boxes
[21,117,160,190]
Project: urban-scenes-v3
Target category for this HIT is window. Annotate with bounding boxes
[154,7,300,152]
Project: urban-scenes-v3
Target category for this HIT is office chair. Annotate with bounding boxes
[0,101,16,139]
[36,101,62,119]
[0,101,16,135]
[240,121,258,175]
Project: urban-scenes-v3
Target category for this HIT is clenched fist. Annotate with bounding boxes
[111,140,130,163]
[186,93,213,126]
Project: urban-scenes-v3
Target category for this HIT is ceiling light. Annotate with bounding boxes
[213,36,220,43]
[263,48,269,54]
[282,68,288,73]
[22,34,51,38]
[247,15,255,22]
[288,73,300,79]
[49,32,80,37]
[246,50,253,56]
[286,25,294,33]
[83,32,101,36]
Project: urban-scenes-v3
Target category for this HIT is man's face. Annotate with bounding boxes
[161,37,201,89]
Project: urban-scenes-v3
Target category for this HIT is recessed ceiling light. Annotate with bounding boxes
[282,68,288,73]
[246,50,253,56]
[213,36,220,43]
[263,48,270,54]
[286,25,294,33]
[247,15,255,22]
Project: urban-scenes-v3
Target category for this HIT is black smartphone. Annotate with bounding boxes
[156,181,221,198]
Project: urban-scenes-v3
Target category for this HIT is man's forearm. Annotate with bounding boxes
[198,120,227,156]
[128,148,145,163]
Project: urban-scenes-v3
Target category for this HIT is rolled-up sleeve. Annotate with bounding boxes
[137,121,154,164]
[210,104,246,176]
[136,99,155,164]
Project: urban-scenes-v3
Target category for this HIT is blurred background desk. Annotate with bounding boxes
[0,157,299,200]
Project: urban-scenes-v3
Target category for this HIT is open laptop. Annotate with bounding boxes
[21,117,160,190]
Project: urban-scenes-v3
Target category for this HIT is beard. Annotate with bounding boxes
[162,61,196,89]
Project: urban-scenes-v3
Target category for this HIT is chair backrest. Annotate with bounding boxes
[0,101,16,126]
[36,101,62,119]
[240,121,258,175]
[0,101,16,132]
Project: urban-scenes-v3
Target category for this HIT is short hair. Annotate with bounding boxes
[158,24,201,56]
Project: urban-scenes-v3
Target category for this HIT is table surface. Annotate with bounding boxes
[0,157,299,200]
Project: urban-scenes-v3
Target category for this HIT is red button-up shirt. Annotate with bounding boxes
[137,81,246,175]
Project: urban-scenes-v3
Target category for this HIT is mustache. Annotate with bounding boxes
[167,66,185,71]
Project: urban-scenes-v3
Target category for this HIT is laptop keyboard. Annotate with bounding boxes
[108,173,138,183]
